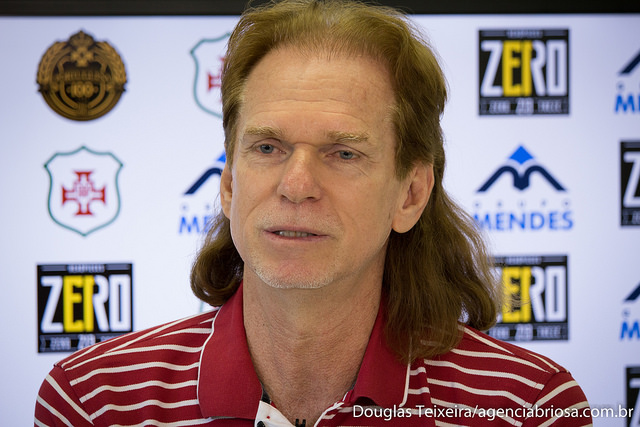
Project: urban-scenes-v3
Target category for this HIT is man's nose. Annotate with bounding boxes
[277,149,322,203]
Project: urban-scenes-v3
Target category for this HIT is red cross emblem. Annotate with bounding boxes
[207,56,225,91]
[62,171,106,216]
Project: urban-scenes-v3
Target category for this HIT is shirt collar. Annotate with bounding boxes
[347,299,410,407]
[198,284,409,419]
[198,283,263,419]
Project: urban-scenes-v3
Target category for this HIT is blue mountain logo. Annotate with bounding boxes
[478,146,565,192]
[625,283,640,303]
[620,49,640,76]
[184,153,226,195]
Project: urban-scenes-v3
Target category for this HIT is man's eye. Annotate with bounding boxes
[259,144,275,154]
[338,150,355,160]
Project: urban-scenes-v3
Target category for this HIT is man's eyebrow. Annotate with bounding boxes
[242,127,370,144]
[326,130,370,143]
[243,126,284,139]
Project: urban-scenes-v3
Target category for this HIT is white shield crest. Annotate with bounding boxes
[191,34,230,118]
[44,146,123,236]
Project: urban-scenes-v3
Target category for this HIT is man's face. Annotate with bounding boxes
[220,46,415,292]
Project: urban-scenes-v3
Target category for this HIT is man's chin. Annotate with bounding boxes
[252,267,335,291]
[258,277,332,291]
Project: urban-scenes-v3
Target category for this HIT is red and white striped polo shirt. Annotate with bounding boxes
[35,285,591,426]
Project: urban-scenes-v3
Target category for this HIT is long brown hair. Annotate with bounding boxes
[191,0,501,362]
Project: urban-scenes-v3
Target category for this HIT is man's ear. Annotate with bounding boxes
[391,163,434,233]
[220,165,233,219]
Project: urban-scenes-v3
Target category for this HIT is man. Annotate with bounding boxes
[35,1,592,426]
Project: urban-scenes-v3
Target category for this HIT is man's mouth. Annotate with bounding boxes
[273,230,318,238]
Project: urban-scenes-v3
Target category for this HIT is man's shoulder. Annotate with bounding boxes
[55,309,219,376]
[38,310,222,425]
[412,325,590,424]
[451,325,567,376]
[419,325,571,404]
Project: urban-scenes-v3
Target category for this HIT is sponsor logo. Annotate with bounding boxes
[473,145,573,231]
[615,49,640,114]
[621,282,640,341]
[44,146,123,236]
[37,263,133,353]
[627,367,640,426]
[479,29,569,116]
[622,141,640,226]
[37,30,126,121]
[179,153,226,235]
[488,255,568,342]
[191,34,230,118]
[478,145,565,192]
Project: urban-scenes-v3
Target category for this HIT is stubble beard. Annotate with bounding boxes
[248,253,340,290]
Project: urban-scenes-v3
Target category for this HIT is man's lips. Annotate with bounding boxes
[264,226,326,238]
[272,230,318,238]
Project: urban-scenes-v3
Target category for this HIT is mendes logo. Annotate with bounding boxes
[473,145,573,232]
[488,255,568,342]
[36,30,127,121]
[179,153,226,235]
[191,34,230,118]
[37,263,133,353]
[479,29,569,116]
[615,49,640,114]
[45,146,123,236]
[621,282,640,341]
[622,141,640,226]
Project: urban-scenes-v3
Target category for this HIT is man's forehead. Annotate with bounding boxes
[243,44,392,90]
[229,45,397,160]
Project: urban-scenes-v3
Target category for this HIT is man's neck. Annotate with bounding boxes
[243,278,381,426]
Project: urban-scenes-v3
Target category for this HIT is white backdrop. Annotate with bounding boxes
[0,13,638,425]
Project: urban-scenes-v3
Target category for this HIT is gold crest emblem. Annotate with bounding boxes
[37,30,127,121]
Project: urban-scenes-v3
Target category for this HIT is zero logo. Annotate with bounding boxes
[37,263,133,353]
[622,142,640,226]
[479,29,569,116]
[488,255,568,342]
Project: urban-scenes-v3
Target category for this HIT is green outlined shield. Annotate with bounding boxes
[44,146,123,237]
[191,34,230,118]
